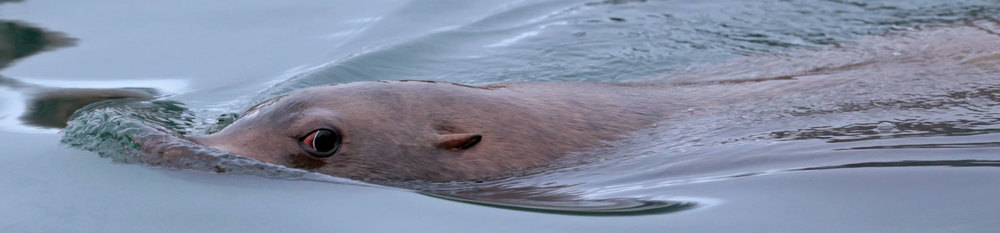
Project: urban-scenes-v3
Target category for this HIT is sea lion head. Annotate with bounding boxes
[190,81,494,182]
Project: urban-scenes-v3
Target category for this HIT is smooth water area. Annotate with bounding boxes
[2,0,1000,232]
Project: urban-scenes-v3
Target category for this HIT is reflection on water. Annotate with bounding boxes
[0,17,173,130]
[0,21,74,69]
[0,13,77,132]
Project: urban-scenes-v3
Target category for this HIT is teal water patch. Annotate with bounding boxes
[61,99,198,164]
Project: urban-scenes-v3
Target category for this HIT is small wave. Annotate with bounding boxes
[422,192,697,216]
[61,98,373,187]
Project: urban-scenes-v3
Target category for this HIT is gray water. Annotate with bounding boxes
[3,0,1000,232]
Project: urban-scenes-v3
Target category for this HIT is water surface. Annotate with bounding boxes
[2,0,1000,232]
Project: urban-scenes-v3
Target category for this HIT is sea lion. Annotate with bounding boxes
[187,20,1000,183]
[190,81,689,182]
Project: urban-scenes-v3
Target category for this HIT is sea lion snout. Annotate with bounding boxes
[186,134,285,165]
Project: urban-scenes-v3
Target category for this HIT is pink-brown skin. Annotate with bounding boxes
[192,81,688,182]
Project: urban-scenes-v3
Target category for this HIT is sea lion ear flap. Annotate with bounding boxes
[437,133,482,151]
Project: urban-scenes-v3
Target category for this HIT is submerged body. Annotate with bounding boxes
[190,21,1000,183]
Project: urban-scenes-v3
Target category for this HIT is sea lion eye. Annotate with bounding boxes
[301,129,341,158]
